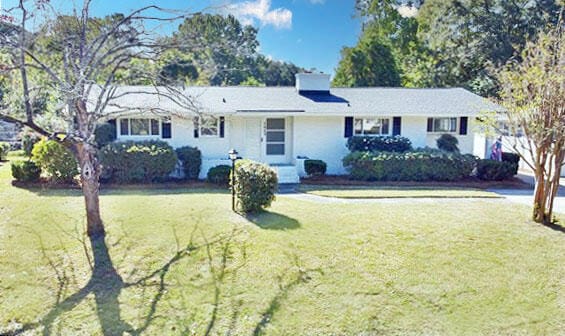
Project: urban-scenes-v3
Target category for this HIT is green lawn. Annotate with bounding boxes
[0,157,564,335]
[299,185,502,199]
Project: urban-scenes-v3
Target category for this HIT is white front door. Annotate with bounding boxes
[244,118,262,161]
[264,118,287,164]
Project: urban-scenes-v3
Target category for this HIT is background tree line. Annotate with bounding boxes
[334,0,563,97]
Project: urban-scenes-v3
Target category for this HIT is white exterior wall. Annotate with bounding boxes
[292,116,349,175]
[424,117,479,155]
[400,116,427,148]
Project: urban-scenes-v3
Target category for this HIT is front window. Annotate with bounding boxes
[430,118,457,133]
[120,118,160,136]
[200,116,218,137]
[354,118,390,136]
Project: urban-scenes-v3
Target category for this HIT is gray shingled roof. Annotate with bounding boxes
[94,86,502,117]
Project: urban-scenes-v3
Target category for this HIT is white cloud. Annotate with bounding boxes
[226,0,292,30]
[309,0,326,4]
[397,4,418,18]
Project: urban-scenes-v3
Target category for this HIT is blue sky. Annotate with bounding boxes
[1,0,362,75]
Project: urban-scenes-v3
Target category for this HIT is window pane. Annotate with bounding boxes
[120,119,129,135]
[267,144,285,155]
[381,119,390,135]
[354,118,363,135]
[200,116,218,136]
[267,118,285,130]
[131,119,150,135]
[266,131,284,142]
[364,118,381,135]
[151,119,160,135]
[450,118,457,132]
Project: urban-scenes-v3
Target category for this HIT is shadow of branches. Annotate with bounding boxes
[1,223,246,336]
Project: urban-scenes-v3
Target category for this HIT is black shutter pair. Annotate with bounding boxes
[344,116,402,137]
[194,116,225,138]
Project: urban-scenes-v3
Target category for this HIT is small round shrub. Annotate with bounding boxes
[11,160,41,182]
[207,165,231,185]
[476,159,517,181]
[176,146,202,180]
[32,139,79,183]
[233,160,278,213]
[94,122,117,147]
[0,142,10,161]
[99,140,177,183]
[501,152,520,175]
[304,159,327,177]
[436,134,459,152]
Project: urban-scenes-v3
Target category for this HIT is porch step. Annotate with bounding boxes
[271,165,300,184]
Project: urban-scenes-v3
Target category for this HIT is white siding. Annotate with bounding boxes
[292,116,349,175]
[400,116,427,148]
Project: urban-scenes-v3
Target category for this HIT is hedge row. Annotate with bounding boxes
[476,160,517,181]
[100,140,177,183]
[343,150,476,181]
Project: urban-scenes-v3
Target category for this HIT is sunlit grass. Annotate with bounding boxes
[299,185,502,199]
[0,156,564,335]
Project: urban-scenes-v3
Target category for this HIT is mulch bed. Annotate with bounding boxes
[300,176,532,190]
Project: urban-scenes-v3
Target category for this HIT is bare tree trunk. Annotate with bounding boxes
[75,142,105,237]
[532,168,548,223]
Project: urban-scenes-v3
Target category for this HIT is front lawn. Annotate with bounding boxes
[0,158,564,335]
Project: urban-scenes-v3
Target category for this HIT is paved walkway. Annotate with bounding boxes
[278,173,565,215]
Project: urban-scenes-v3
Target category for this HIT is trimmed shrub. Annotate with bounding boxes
[343,150,476,181]
[100,140,177,183]
[94,123,117,147]
[176,146,202,180]
[501,152,520,175]
[476,159,517,181]
[0,142,10,161]
[21,131,40,157]
[347,136,412,153]
[233,160,278,213]
[436,134,459,152]
[207,165,231,185]
[304,159,327,177]
[11,160,41,182]
[32,139,79,183]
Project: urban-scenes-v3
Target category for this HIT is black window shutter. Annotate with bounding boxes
[392,117,401,136]
[459,117,468,135]
[344,117,353,138]
[193,118,199,138]
[108,119,117,138]
[219,117,225,138]
[162,122,172,139]
[427,118,433,132]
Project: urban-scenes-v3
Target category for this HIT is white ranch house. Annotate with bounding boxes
[97,73,502,183]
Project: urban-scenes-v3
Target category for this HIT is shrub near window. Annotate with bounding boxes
[233,160,278,213]
[0,142,10,161]
[343,150,476,181]
[304,159,327,177]
[476,159,517,181]
[32,139,79,183]
[207,165,231,185]
[436,134,459,152]
[11,160,41,182]
[94,122,117,147]
[100,140,177,183]
[347,136,412,153]
[175,146,202,180]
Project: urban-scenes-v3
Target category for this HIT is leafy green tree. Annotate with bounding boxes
[417,0,563,96]
[498,23,565,225]
[333,31,401,87]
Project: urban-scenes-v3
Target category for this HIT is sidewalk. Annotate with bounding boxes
[487,173,565,215]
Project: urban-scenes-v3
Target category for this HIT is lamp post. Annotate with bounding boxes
[228,149,238,212]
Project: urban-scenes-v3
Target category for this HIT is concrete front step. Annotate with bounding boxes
[271,165,300,184]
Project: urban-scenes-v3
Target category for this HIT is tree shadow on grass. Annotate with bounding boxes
[245,211,301,230]
[542,221,565,234]
[2,225,244,336]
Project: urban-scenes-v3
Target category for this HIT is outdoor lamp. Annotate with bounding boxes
[228,149,239,211]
